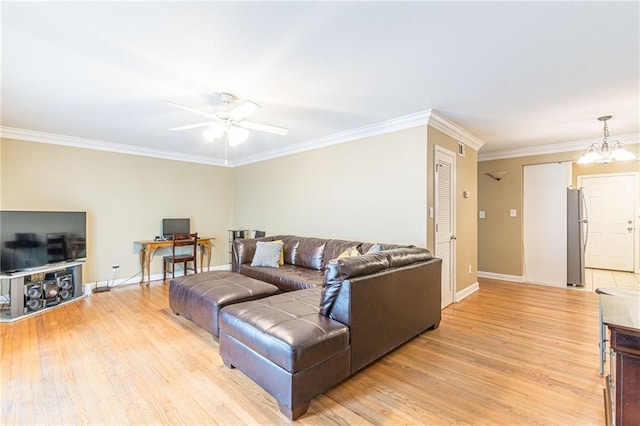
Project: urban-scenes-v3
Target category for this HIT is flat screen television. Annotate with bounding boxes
[162,218,190,239]
[0,211,87,274]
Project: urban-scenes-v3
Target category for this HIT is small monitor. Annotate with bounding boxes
[162,218,190,239]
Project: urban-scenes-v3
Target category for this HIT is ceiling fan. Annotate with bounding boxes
[169,92,289,147]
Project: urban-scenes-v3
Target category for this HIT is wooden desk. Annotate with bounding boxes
[135,237,215,285]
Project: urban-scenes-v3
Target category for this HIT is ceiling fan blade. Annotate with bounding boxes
[168,102,219,120]
[228,100,260,122]
[239,120,289,136]
[169,122,213,131]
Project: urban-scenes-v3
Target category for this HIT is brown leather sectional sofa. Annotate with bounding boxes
[219,235,442,419]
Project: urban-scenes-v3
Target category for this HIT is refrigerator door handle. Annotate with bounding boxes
[582,192,589,253]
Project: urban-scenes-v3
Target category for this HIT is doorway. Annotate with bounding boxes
[578,173,638,272]
[434,145,455,308]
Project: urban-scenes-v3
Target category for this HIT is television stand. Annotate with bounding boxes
[0,262,84,322]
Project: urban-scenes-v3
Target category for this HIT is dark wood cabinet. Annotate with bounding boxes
[602,294,640,426]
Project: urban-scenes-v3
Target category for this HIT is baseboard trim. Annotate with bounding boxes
[456,282,479,302]
[477,271,525,283]
[85,264,232,294]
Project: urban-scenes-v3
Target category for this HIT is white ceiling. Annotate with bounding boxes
[2,1,639,166]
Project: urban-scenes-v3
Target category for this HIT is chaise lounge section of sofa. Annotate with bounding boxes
[219,235,442,419]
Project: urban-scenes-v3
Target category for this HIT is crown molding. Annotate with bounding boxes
[478,133,640,161]
[426,110,485,151]
[1,110,432,168]
[0,127,227,166]
[231,110,431,166]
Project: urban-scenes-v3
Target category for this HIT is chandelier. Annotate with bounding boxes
[577,115,636,164]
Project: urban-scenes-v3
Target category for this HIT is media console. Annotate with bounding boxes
[0,262,83,322]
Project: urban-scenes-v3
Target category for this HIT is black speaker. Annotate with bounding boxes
[24,281,44,313]
[43,280,60,307]
[45,271,74,301]
[58,275,73,300]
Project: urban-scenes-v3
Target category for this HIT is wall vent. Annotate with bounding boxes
[457,142,465,157]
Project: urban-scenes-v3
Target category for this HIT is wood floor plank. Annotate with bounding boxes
[0,278,606,425]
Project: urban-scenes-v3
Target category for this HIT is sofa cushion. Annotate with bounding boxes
[251,241,284,268]
[322,239,363,267]
[168,271,279,338]
[360,242,408,254]
[274,236,301,265]
[240,264,324,291]
[219,287,350,373]
[294,237,328,270]
[272,239,285,266]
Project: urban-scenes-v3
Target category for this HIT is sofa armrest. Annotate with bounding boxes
[320,253,389,315]
[232,238,258,272]
[329,258,442,373]
[320,247,433,315]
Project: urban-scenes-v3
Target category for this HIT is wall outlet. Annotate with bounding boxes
[479,211,485,219]
[510,209,517,217]
[468,264,472,274]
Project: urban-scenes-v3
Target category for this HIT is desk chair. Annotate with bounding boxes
[163,233,198,281]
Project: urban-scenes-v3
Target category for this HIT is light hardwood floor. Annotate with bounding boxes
[1,278,605,425]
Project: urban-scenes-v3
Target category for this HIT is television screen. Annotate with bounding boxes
[0,211,87,274]
[162,218,190,238]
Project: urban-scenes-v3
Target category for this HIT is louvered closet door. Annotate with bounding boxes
[435,146,456,308]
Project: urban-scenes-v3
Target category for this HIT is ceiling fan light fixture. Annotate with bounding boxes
[228,100,260,122]
[202,123,224,142]
[227,126,250,147]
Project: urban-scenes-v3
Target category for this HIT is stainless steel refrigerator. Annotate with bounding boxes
[567,188,588,286]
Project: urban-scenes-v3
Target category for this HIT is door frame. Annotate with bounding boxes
[577,171,639,273]
[434,145,456,307]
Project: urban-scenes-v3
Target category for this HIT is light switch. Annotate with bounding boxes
[479,211,485,219]
[510,209,517,217]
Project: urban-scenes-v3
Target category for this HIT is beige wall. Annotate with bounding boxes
[1,138,234,283]
[2,124,483,297]
[478,144,640,277]
[233,126,428,246]
[426,127,478,292]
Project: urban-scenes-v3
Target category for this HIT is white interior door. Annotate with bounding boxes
[523,163,571,287]
[435,146,455,308]
[578,173,637,272]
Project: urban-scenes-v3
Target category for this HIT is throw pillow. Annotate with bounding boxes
[251,241,284,268]
[338,247,360,258]
[366,244,382,254]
